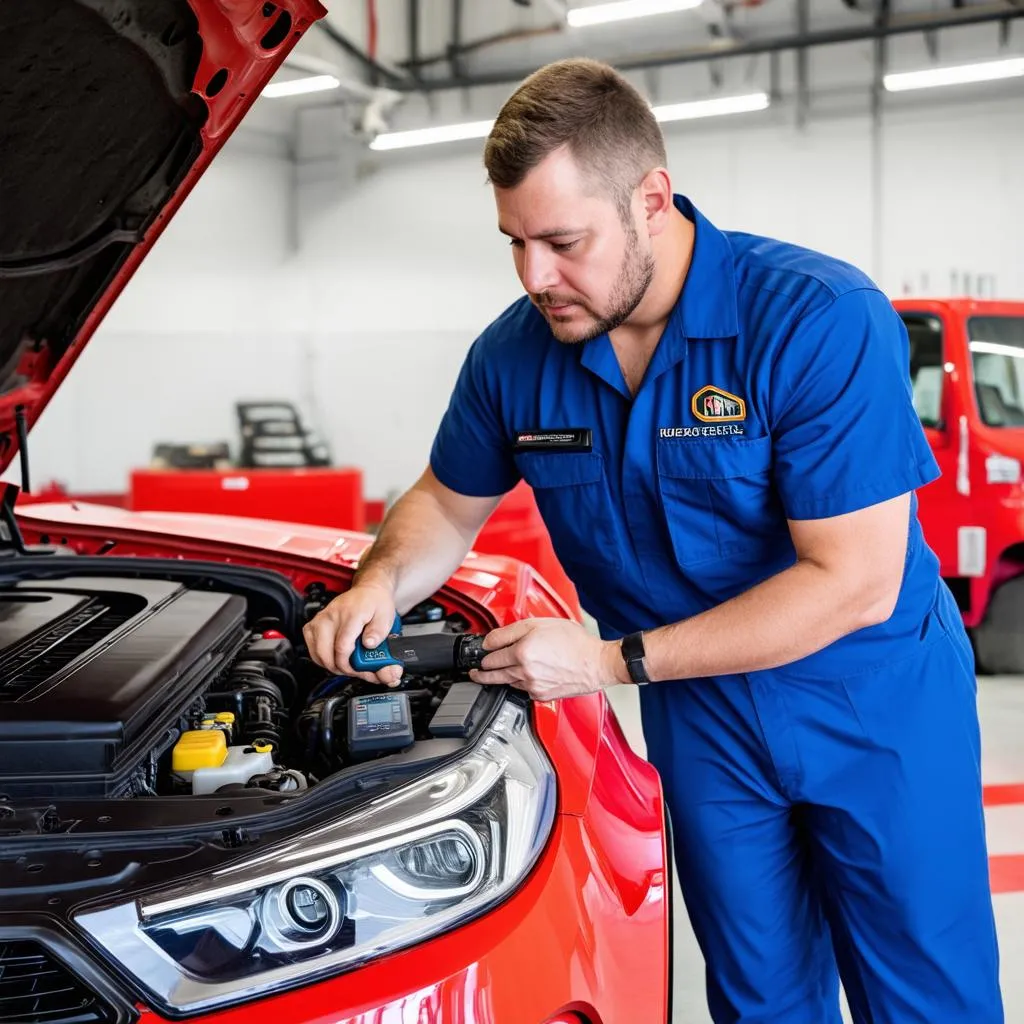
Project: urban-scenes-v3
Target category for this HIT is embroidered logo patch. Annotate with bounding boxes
[692,385,746,423]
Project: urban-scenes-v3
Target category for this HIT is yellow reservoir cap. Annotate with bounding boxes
[215,712,236,725]
[252,742,273,754]
[173,730,228,773]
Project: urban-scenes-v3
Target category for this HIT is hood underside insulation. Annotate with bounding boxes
[0,0,206,392]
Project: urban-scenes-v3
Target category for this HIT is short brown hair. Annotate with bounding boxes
[484,58,667,220]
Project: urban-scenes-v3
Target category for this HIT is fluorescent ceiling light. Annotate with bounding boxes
[370,92,767,152]
[884,57,1024,92]
[369,119,496,151]
[653,92,770,121]
[262,74,340,98]
[567,0,702,26]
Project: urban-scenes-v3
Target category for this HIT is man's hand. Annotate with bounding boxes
[470,618,626,700]
[302,581,404,686]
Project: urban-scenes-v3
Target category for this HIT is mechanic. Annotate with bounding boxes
[304,58,1002,1023]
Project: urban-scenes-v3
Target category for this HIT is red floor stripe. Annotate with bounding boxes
[983,784,1024,807]
[990,855,1024,895]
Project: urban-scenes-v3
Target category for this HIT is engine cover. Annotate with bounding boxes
[0,577,247,797]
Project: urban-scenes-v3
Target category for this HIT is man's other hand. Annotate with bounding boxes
[470,618,625,700]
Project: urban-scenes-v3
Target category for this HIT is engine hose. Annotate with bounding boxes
[227,678,284,707]
[296,705,321,763]
[319,695,346,761]
[281,769,308,791]
[206,682,284,719]
[244,698,283,751]
[245,772,277,789]
[204,689,247,721]
[309,675,355,704]
[262,665,298,704]
[399,688,431,701]
[245,769,306,792]
[305,722,319,764]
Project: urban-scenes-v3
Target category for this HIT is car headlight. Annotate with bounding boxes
[74,702,555,1016]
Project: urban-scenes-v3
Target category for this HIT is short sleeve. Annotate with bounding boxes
[771,288,940,520]
[429,335,520,498]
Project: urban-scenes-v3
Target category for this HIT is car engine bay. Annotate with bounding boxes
[0,564,495,810]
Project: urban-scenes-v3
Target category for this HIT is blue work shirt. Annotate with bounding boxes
[430,196,942,679]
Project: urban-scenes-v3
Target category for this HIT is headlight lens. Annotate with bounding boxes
[74,702,555,1015]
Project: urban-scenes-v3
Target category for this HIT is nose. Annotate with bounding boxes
[520,244,559,296]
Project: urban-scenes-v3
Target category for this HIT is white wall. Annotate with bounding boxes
[289,150,523,498]
[880,96,1024,298]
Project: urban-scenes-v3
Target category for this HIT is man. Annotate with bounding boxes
[304,59,1002,1022]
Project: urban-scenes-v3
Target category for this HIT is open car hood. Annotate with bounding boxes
[0,0,325,476]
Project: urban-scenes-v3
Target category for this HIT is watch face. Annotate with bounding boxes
[621,632,645,658]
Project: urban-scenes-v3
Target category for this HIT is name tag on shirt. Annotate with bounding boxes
[513,428,593,453]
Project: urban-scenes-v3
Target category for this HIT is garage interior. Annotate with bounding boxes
[7,1,1024,1021]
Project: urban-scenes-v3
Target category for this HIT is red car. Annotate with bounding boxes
[2,2,670,1023]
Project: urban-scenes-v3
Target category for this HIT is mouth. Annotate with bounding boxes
[541,302,578,316]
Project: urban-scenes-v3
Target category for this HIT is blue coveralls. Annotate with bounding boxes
[430,196,1002,1023]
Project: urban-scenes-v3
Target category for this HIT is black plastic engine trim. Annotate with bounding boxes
[0,556,308,635]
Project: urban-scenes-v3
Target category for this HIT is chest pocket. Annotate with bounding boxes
[514,451,624,573]
[656,435,788,568]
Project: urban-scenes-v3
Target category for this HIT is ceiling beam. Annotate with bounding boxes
[393,2,1024,93]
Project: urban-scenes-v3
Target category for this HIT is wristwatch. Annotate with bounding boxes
[620,631,651,685]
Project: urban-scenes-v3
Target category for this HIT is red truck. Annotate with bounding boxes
[896,299,1024,672]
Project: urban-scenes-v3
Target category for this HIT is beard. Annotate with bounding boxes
[535,222,655,345]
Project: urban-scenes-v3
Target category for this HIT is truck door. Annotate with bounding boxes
[900,310,979,605]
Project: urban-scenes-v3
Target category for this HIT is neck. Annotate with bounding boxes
[611,208,694,350]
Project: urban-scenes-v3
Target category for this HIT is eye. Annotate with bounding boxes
[508,238,524,249]
[552,240,579,253]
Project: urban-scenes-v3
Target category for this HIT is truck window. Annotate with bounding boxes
[969,316,1024,428]
[900,313,943,428]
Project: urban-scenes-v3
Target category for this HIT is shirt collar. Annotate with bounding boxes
[580,195,739,393]
[673,194,740,340]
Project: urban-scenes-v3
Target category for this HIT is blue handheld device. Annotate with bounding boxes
[350,614,403,673]
[349,616,487,676]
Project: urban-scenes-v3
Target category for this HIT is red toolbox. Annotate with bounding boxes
[129,467,365,532]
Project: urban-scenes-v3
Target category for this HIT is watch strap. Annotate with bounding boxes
[621,631,651,685]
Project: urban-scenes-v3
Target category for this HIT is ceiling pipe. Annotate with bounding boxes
[408,0,422,81]
[314,18,409,87]
[392,2,1024,92]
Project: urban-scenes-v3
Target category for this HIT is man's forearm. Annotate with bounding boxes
[353,486,476,614]
[617,559,894,684]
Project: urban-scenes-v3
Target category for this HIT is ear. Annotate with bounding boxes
[639,168,674,237]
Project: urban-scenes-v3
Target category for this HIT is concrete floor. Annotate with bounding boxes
[605,676,1024,1023]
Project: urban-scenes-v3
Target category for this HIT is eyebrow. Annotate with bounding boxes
[498,225,585,240]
